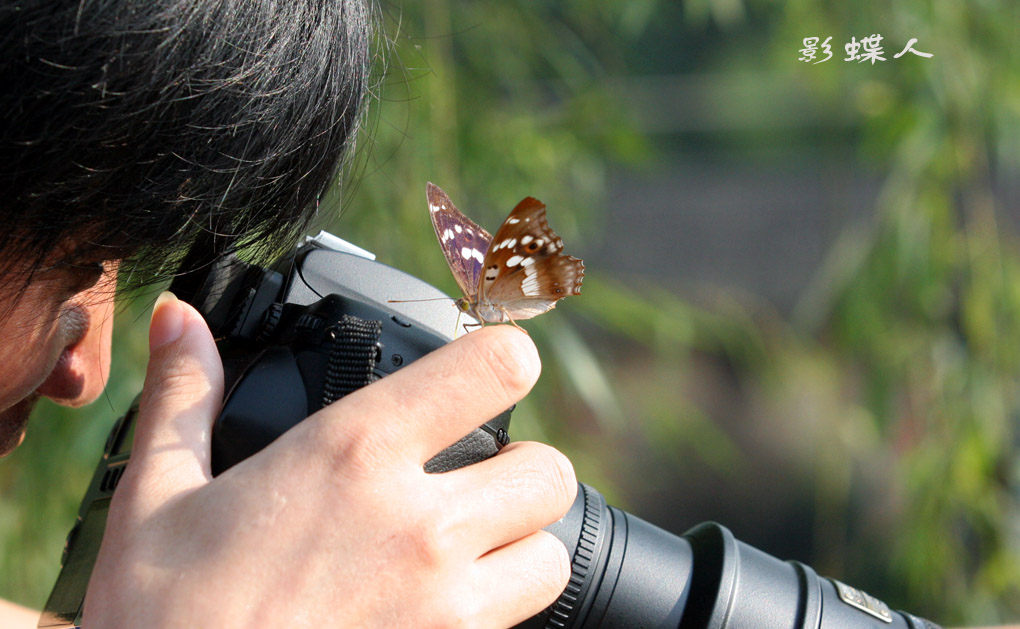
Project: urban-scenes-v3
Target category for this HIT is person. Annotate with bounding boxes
[0,1,575,627]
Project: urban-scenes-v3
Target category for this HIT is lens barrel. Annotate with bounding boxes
[519,484,940,629]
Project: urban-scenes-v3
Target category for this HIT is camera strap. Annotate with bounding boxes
[322,314,383,407]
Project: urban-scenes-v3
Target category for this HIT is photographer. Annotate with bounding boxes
[0,1,575,627]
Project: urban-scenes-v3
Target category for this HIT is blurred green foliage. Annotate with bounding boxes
[2,0,1019,624]
[776,0,1020,620]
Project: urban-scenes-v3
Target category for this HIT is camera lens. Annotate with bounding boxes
[518,484,939,629]
[517,483,693,628]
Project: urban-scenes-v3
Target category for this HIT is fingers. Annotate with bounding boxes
[303,324,541,468]
[474,530,572,626]
[123,292,224,507]
[440,441,577,558]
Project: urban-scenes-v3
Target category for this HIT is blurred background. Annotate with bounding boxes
[3,0,1020,624]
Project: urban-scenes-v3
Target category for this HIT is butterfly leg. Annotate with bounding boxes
[452,310,481,337]
[501,308,529,336]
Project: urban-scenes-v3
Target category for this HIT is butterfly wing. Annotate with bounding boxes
[485,255,585,320]
[480,197,584,321]
[427,182,493,299]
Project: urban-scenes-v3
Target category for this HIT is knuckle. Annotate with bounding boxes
[487,443,577,525]
[529,443,577,511]
[400,510,457,570]
[143,356,189,396]
[139,363,211,415]
[307,415,390,479]
[412,577,480,629]
[143,345,211,400]
[537,531,573,594]
[431,596,480,629]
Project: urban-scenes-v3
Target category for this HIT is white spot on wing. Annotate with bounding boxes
[461,247,474,259]
[442,229,454,241]
[454,225,463,233]
[506,255,524,267]
[521,235,533,245]
[507,217,520,224]
[521,257,535,266]
[521,275,541,296]
[472,249,484,263]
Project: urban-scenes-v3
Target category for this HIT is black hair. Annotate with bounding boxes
[0,0,373,289]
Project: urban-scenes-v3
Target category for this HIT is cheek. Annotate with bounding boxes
[75,268,118,397]
[91,298,115,383]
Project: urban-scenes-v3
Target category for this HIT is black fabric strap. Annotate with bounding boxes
[318,312,509,474]
[322,314,383,407]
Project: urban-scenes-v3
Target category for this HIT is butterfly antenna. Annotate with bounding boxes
[387,297,456,304]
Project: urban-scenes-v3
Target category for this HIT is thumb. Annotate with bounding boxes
[125,291,225,509]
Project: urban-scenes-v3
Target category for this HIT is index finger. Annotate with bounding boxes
[303,324,540,467]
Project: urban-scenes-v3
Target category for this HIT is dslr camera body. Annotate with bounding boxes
[40,232,940,628]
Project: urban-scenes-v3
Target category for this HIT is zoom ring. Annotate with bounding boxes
[545,484,603,628]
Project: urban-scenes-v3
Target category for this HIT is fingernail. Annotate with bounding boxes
[150,291,183,351]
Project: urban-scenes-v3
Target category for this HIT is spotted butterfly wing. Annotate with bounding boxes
[427,182,492,300]
[427,182,583,326]
[477,197,584,322]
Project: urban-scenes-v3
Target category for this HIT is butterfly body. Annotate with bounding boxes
[456,297,506,324]
[427,182,583,329]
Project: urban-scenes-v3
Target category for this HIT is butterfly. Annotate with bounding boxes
[426,182,584,331]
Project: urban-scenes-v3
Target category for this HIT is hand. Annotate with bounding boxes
[84,293,576,628]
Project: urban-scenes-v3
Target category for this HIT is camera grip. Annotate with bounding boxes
[424,419,511,473]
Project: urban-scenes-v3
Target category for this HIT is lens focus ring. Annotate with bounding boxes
[545,484,605,628]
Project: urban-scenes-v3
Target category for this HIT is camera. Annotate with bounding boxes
[40,232,941,628]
